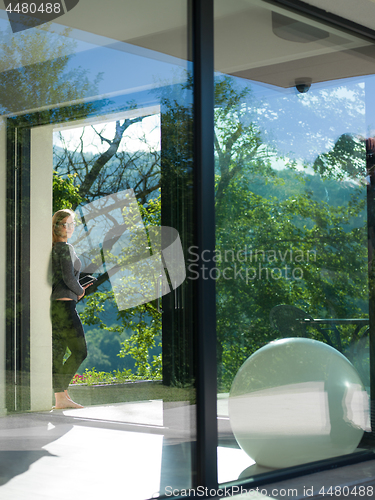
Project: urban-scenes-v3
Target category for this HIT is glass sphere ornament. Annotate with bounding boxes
[228,338,370,468]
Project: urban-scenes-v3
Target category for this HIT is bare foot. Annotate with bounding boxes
[54,392,84,409]
[64,390,73,401]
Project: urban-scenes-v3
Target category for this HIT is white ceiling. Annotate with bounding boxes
[303,0,375,33]
[213,0,375,87]
[1,0,375,90]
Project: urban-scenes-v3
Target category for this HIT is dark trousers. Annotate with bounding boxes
[51,300,87,393]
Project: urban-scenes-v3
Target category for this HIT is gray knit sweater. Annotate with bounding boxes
[51,242,84,301]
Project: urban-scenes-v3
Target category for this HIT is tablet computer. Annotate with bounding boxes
[79,275,97,287]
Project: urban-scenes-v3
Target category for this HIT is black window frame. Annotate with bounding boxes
[191,0,375,496]
[5,1,375,497]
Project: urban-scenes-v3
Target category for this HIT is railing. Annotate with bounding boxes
[302,318,369,352]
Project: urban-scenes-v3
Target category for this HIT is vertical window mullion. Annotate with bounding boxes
[191,0,218,490]
[6,122,31,412]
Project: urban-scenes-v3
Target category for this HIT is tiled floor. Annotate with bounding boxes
[0,405,165,499]
[0,400,374,500]
[233,459,375,500]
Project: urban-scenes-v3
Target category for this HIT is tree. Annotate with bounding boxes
[53,167,163,379]
[52,170,83,212]
[54,115,161,206]
[50,80,167,378]
[0,24,102,114]
[211,75,368,390]
[54,79,193,384]
[53,73,369,390]
[77,195,163,379]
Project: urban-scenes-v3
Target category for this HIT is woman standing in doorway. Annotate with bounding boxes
[51,209,90,409]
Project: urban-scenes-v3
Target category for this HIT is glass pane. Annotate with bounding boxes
[214,0,374,484]
[1,2,195,498]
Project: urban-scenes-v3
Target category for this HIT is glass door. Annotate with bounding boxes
[213,0,375,485]
[3,2,196,498]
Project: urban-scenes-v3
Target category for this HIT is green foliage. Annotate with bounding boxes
[53,134,162,381]
[215,163,367,390]
[53,73,369,393]
[212,76,368,391]
[72,367,146,386]
[139,193,161,226]
[52,170,83,212]
[79,291,162,379]
[77,326,130,373]
[74,363,161,386]
[313,134,366,181]
[117,309,162,379]
[0,25,102,114]
[77,195,163,379]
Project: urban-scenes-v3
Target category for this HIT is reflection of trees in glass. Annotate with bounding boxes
[0,26,101,113]
[53,119,163,379]
[255,80,365,165]
[313,133,365,181]
[213,76,368,391]
[77,195,163,379]
[156,79,194,387]
[54,79,194,383]
[53,73,369,388]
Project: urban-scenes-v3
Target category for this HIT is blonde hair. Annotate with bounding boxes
[52,209,75,244]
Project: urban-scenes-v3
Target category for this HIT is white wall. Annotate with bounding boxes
[30,126,53,411]
[0,122,53,414]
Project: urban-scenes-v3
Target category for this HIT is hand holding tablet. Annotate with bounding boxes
[79,275,97,287]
